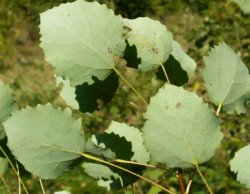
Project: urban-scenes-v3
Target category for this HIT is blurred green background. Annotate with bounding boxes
[0,0,250,193]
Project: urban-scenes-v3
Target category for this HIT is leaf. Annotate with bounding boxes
[106,121,150,163]
[223,91,250,114]
[0,80,17,140]
[3,104,85,179]
[231,0,250,14]
[230,145,250,188]
[202,42,250,106]
[123,17,173,71]
[0,157,8,176]
[82,162,120,190]
[143,84,223,168]
[75,71,119,113]
[82,122,148,190]
[171,40,196,79]
[56,76,79,109]
[156,55,189,86]
[40,0,125,86]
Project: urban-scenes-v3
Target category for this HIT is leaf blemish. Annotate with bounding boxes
[175,102,181,109]
[108,48,112,53]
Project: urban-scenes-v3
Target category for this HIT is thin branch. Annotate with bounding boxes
[16,163,21,194]
[216,103,222,116]
[195,163,213,194]
[113,159,156,168]
[160,63,170,84]
[177,168,186,194]
[81,152,174,194]
[39,179,46,194]
[0,146,29,194]
[113,67,148,107]
[185,170,195,194]
[1,176,12,194]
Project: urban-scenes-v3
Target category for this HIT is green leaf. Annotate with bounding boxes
[123,17,173,71]
[56,76,79,109]
[0,80,17,140]
[230,145,250,188]
[3,104,85,179]
[143,84,223,168]
[156,55,189,86]
[82,122,148,190]
[223,91,250,114]
[40,0,125,86]
[0,157,8,176]
[75,71,119,113]
[231,0,250,14]
[202,42,250,106]
[171,40,196,79]
[106,121,150,163]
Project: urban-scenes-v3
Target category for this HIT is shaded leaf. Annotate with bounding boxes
[3,104,85,179]
[202,42,250,106]
[0,80,17,140]
[223,91,250,114]
[40,0,125,86]
[123,17,172,71]
[143,84,223,168]
[230,145,250,188]
[75,71,119,113]
[82,122,148,190]
[171,40,196,79]
[106,121,150,163]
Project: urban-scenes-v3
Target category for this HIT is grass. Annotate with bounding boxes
[0,0,250,193]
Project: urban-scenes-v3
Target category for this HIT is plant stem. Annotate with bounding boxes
[113,67,148,107]
[81,152,174,194]
[177,168,186,194]
[1,176,12,194]
[216,103,222,116]
[39,179,46,194]
[0,147,29,194]
[160,63,170,84]
[16,163,21,194]
[195,163,213,194]
[185,170,195,194]
[113,159,156,168]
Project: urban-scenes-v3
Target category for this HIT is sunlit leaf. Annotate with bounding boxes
[143,84,223,168]
[56,76,79,109]
[202,42,250,106]
[123,17,173,71]
[3,104,85,179]
[40,0,125,86]
[230,145,250,188]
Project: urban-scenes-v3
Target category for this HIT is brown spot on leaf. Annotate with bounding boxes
[175,102,181,109]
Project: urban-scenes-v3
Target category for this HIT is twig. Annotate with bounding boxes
[177,168,186,194]
[195,163,213,194]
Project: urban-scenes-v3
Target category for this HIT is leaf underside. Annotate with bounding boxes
[231,0,250,14]
[143,84,223,168]
[202,42,250,107]
[230,145,250,188]
[40,0,125,86]
[4,104,85,179]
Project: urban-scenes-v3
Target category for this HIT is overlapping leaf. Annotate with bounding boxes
[75,71,119,113]
[0,80,17,140]
[82,121,149,190]
[202,43,250,107]
[3,104,85,179]
[56,76,79,109]
[0,157,8,176]
[143,84,223,168]
[230,145,250,188]
[123,17,173,71]
[40,0,125,86]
